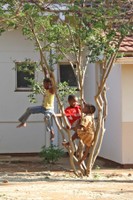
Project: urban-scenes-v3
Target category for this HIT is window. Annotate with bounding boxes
[15,61,35,91]
[59,64,78,87]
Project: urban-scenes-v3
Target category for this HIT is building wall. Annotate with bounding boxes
[0,29,58,153]
[84,63,96,105]
[84,63,123,163]
[99,64,123,163]
[83,62,125,164]
[0,29,96,154]
[122,64,133,164]
[99,63,133,165]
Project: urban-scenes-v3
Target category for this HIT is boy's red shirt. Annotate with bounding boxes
[65,105,81,125]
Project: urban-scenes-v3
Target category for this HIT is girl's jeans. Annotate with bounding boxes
[18,106,54,132]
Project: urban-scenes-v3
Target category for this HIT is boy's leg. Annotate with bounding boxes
[50,130,55,142]
[78,146,90,165]
[17,106,44,128]
[72,132,79,141]
[62,131,79,146]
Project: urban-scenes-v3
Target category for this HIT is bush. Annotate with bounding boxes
[40,145,65,164]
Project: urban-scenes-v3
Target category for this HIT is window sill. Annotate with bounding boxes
[15,89,33,92]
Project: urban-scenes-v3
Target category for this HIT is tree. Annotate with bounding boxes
[0,0,132,176]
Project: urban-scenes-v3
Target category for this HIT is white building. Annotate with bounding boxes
[0,29,133,167]
[100,59,133,167]
[0,29,54,154]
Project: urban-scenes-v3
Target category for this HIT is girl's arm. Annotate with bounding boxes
[49,72,56,94]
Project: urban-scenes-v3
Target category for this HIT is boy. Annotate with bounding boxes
[17,73,55,141]
[63,103,96,164]
[65,95,81,126]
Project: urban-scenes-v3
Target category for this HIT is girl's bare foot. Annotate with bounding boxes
[16,122,27,128]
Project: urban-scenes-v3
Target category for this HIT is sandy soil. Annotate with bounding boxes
[0,155,133,200]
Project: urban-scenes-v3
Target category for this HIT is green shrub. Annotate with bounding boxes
[40,145,65,164]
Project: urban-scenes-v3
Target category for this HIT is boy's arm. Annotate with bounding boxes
[79,116,90,128]
[72,124,83,131]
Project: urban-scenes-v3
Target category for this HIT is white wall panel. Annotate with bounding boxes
[122,64,133,122]
[99,64,123,163]
[0,29,58,153]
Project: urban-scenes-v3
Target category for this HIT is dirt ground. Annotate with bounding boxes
[0,155,133,200]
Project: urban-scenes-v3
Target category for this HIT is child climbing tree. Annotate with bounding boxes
[0,0,132,176]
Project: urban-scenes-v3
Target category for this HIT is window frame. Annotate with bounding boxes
[58,62,78,88]
[15,61,36,92]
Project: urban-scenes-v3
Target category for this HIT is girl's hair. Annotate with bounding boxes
[43,78,51,83]
[86,104,96,114]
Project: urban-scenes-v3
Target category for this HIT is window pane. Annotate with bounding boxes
[16,62,35,90]
[60,64,77,87]
[17,71,34,88]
